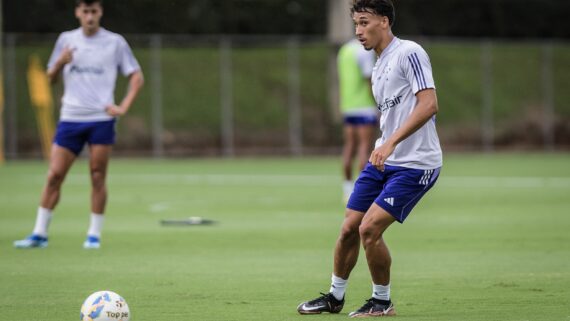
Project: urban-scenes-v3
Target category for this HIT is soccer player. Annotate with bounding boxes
[14,0,144,249]
[337,38,378,203]
[297,0,442,317]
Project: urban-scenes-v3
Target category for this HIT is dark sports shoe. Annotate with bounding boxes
[297,292,344,314]
[349,298,396,318]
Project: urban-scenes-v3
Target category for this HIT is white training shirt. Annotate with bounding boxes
[371,37,442,170]
[47,27,141,122]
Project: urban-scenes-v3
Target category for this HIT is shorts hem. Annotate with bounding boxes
[346,204,368,214]
[54,142,81,156]
[374,200,404,223]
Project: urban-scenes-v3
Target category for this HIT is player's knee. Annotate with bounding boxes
[339,223,360,244]
[46,170,65,187]
[90,168,107,188]
[358,224,378,248]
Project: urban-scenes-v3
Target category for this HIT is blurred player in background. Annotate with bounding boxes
[337,38,378,203]
[14,0,144,249]
[298,0,442,317]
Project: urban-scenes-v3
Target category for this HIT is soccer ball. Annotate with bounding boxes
[80,291,130,321]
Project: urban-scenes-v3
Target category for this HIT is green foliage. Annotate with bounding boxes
[8,40,570,154]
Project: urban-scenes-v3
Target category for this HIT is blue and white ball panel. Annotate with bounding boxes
[347,163,440,223]
[54,119,116,155]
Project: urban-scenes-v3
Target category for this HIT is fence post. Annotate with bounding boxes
[4,33,17,159]
[481,40,494,152]
[288,37,302,156]
[541,42,555,151]
[3,33,18,159]
[220,37,234,157]
[150,34,164,158]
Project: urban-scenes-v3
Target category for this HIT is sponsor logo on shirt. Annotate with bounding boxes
[69,65,104,75]
[377,95,402,112]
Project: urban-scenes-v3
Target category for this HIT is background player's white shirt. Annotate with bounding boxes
[371,37,442,170]
[47,28,141,122]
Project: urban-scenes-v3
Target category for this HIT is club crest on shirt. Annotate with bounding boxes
[377,95,402,112]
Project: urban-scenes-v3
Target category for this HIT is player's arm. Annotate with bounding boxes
[47,47,74,84]
[369,88,438,171]
[106,70,144,117]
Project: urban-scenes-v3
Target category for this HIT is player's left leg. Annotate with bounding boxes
[349,203,397,317]
[84,144,112,249]
[83,119,116,249]
[349,165,440,317]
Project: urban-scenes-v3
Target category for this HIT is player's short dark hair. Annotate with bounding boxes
[351,0,395,27]
[76,0,102,7]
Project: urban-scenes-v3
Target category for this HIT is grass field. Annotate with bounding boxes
[1,154,569,321]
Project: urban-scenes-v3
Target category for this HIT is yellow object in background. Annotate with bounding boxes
[27,55,55,160]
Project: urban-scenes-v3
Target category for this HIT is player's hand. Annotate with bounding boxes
[57,47,75,66]
[105,104,127,117]
[369,142,396,172]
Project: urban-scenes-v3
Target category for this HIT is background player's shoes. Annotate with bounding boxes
[83,235,100,249]
[349,298,396,318]
[13,234,48,248]
[297,292,344,314]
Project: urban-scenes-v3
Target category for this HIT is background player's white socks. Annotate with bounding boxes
[32,207,52,237]
[329,274,348,301]
[87,213,104,238]
[343,180,354,202]
[372,283,391,301]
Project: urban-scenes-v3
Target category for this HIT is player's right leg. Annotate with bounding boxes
[14,144,77,248]
[297,210,365,314]
[356,123,376,172]
[342,123,357,203]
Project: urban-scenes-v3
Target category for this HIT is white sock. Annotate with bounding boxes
[32,207,52,237]
[343,180,354,198]
[329,274,348,301]
[87,213,105,238]
[372,283,391,301]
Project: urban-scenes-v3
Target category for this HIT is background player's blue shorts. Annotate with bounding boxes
[347,163,440,223]
[343,115,378,126]
[54,120,116,155]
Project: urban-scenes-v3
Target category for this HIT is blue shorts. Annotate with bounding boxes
[347,163,440,223]
[54,120,116,155]
[343,115,378,126]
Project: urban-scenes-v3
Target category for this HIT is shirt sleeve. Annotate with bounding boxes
[47,33,66,70]
[117,36,141,76]
[356,47,375,79]
[401,44,435,94]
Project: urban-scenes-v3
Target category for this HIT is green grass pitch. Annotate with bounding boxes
[1,154,569,321]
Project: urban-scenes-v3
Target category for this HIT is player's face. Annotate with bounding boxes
[353,11,389,52]
[75,2,103,34]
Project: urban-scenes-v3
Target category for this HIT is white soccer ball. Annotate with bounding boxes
[80,291,130,321]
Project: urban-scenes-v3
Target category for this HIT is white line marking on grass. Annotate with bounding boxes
[14,173,570,189]
[440,176,570,189]
[108,174,570,189]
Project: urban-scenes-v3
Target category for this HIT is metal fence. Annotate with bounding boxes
[2,33,569,159]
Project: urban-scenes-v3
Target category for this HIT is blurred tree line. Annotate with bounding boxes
[4,0,569,38]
